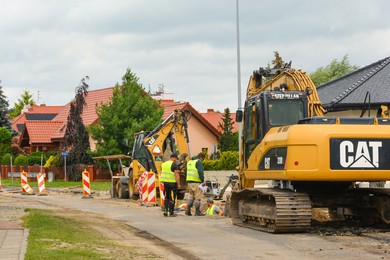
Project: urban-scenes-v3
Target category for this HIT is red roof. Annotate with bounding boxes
[53,87,115,125]
[10,113,25,131]
[22,104,64,114]
[24,121,64,144]
[161,100,220,138]
[11,104,64,132]
[200,109,238,132]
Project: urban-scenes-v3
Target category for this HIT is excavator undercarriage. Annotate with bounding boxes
[230,189,312,233]
[230,185,390,233]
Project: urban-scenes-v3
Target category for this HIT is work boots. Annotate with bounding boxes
[194,200,205,216]
[185,199,194,216]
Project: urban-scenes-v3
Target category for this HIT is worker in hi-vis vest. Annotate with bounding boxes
[205,198,224,216]
[160,154,181,217]
[185,152,206,216]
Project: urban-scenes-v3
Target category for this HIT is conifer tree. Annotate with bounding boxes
[0,80,17,136]
[217,108,238,152]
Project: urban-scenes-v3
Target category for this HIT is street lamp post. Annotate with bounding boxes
[236,0,243,156]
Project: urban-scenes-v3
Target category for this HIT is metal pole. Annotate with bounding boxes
[236,0,243,155]
[64,156,67,182]
[40,153,43,173]
[10,156,13,189]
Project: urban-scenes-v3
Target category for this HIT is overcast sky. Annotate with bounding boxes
[1,0,390,113]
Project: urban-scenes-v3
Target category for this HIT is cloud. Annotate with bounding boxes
[1,0,390,113]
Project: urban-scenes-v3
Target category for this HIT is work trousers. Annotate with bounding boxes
[163,182,177,213]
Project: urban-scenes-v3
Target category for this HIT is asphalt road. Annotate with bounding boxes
[3,190,390,260]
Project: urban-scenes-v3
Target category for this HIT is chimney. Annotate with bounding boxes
[207,109,214,114]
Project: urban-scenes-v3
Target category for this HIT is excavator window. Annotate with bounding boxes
[268,99,305,126]
[132,133,152,171]
[244,103,261,164]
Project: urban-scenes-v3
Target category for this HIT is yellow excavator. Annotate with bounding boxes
[94,109,191,200]
[230,64,390,233]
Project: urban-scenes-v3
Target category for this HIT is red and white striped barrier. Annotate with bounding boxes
[147,172,157,204]
[82,169,93,199]
[141,172,149,204]
[138,171,158,206]
[37,173,47,196]
[136,171,148,205]
[21,171,34,195]
[159,181,165,207]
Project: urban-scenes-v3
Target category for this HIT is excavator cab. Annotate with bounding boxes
[241,90,308,164]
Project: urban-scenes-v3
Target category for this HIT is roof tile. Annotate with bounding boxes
[25,121,64,144]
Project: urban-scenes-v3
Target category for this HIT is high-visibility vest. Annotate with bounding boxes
[206,205,216,216]
[186,159,201,182]
[160,161,176,183]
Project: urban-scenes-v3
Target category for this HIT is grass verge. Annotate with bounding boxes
[1,179,111,191]
[23,209,156,260]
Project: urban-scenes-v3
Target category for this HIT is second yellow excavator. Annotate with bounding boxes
[230,64,390,233]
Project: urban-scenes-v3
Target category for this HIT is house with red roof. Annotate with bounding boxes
[200,109,238,133]
[161,100,220,156]
[14,87,221,157]
[11,104,64,132]
[18,121,64,152]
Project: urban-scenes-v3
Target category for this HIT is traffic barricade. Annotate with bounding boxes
[37,173,48,196]
[21,171,35,195]
[147,172,157,205]
[159,181,165,208]
[82,169,93,199]
[136,171,148,205]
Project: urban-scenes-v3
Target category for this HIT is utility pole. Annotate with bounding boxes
[236,0,243,156]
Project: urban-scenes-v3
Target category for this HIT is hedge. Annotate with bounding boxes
[203,151,239,170]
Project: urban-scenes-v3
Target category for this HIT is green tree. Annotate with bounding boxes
[310,54,359,86]
[217,108,238,152]
[1,153,13,165]
[14,154,28,166]
[64,77,92,181]
[9,90,35,118]
[0,127,12,159]
[88,68,164,155]
[0,81,16,135]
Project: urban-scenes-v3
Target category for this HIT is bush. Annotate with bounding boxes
[14,155,28,166]
[218,151,239,170]
[44,155,57,169]
[28,156,43,166]
[27,151,48,166]
[203,159,219,170]
[55,153,64,167]
[202,151,239,170]
[1,153,13,165]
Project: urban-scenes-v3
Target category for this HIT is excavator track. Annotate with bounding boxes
[230,188,312,233]
[334,188,390,224]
